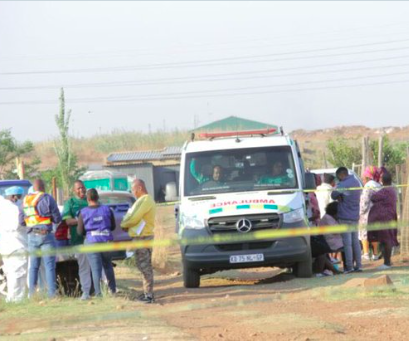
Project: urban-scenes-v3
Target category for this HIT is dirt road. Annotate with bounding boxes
[2,206,409,340]
[2,258,409,340]
[152,260,409,341]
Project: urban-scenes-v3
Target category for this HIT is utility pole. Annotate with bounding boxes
[323,152,328,168]
[52,177,57,200]
[362,136,370,175]
[193,115,200,129]
[378,135,384,168]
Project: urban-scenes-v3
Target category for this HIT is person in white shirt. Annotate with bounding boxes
[316,174,335,219]
[0,187,28,302]
[359,166,382,260]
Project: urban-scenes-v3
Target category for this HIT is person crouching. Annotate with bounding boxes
[77,189,116,297]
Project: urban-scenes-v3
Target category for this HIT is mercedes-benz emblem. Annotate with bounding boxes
[236,218,252,233]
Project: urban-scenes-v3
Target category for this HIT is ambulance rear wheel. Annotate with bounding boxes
[183,265,200,288]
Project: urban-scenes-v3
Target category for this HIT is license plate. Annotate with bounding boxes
[229,254,264,264]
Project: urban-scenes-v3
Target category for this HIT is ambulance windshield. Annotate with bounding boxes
[184,146,298,196]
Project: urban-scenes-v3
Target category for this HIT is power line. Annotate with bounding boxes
[1,22,408,62]
[1,70,409,105]
[3,39,409,75]
[2,58,409,91]
[1,78,408,105]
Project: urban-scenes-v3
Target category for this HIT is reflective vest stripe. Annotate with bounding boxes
[90,230,111,236]
[23,192,52,227]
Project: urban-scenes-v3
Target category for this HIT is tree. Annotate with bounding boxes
[370,135,408,172]
[326,137,362,168]
[0,129,34,179]
[54,88,85,196]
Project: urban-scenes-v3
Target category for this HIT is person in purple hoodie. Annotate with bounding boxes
[77,189,116,298]
[331,167,362,273]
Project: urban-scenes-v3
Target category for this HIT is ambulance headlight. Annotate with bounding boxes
[283,208,305,224]
[184,215,206,230]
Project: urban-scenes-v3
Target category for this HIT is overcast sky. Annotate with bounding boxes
[1,1,409,141]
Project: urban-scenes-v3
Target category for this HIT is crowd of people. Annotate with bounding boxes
[310,166,399,277]
[0,178,156,303]
[0,165,400,301]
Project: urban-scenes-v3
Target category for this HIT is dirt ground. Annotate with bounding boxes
[2,206,409,340]
[154,258,409,341]
[2,257,409,341]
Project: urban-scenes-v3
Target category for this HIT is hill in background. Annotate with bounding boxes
[31,125,409,170]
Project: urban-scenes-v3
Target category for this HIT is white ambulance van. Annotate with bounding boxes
[177,128,316,288]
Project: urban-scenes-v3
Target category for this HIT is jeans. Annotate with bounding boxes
[28,233,57,298]
[86,245,116,296]
[339,219,362,271]
[75,253,92,295]
[55,239,69,247]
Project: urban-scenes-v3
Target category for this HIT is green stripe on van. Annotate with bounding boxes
[264,204,278,210]
[209,208,223,215]
[237,205,250,210]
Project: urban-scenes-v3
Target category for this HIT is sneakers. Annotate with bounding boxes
[80,293,90,301]
[316,270,334,277]
[138,293,155,304]
[353,268,363,273]
[372,254,382,261]
[330,257,341,264]
[377,264,391,270]
[362,254,371,261]
[343,269,354,274]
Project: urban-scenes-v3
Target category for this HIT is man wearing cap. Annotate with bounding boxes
[0,186,28,302]
[22,179,61,298]
[61,180,92,300]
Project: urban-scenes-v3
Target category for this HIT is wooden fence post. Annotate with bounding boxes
[400,157,409,257]
[52,177,57,200]
[378,135,384,168]
[362,136,369,175]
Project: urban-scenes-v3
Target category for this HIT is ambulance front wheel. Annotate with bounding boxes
[292,254,313,278]
[183,265,200,288]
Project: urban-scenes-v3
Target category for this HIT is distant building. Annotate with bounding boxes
[193,115,278,132]
[105,146,181,202]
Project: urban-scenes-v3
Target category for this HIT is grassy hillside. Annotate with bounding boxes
[30,125,409,171]
[33,129,190,169]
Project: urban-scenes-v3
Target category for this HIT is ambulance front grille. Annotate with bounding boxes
[207,213,281,234]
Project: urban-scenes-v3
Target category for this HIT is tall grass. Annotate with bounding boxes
[152,206,177,272]
[32,129,189,169]
[88,129,188,154]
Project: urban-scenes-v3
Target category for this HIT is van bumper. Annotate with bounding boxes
[181,221,310,271]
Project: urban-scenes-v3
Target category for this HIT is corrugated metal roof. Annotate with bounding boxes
[193,116,278,132]
[162,146,182,155]
[107,146,181,163]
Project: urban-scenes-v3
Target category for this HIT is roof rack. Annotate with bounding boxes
[199,128,278,140]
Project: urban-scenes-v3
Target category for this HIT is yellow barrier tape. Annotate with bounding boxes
[2,220,402,259]
[155,184,409,207]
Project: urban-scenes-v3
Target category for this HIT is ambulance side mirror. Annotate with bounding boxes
[304,173,317,191]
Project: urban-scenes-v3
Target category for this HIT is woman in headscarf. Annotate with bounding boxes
[368,171,398,269]
[359,166,382,261]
